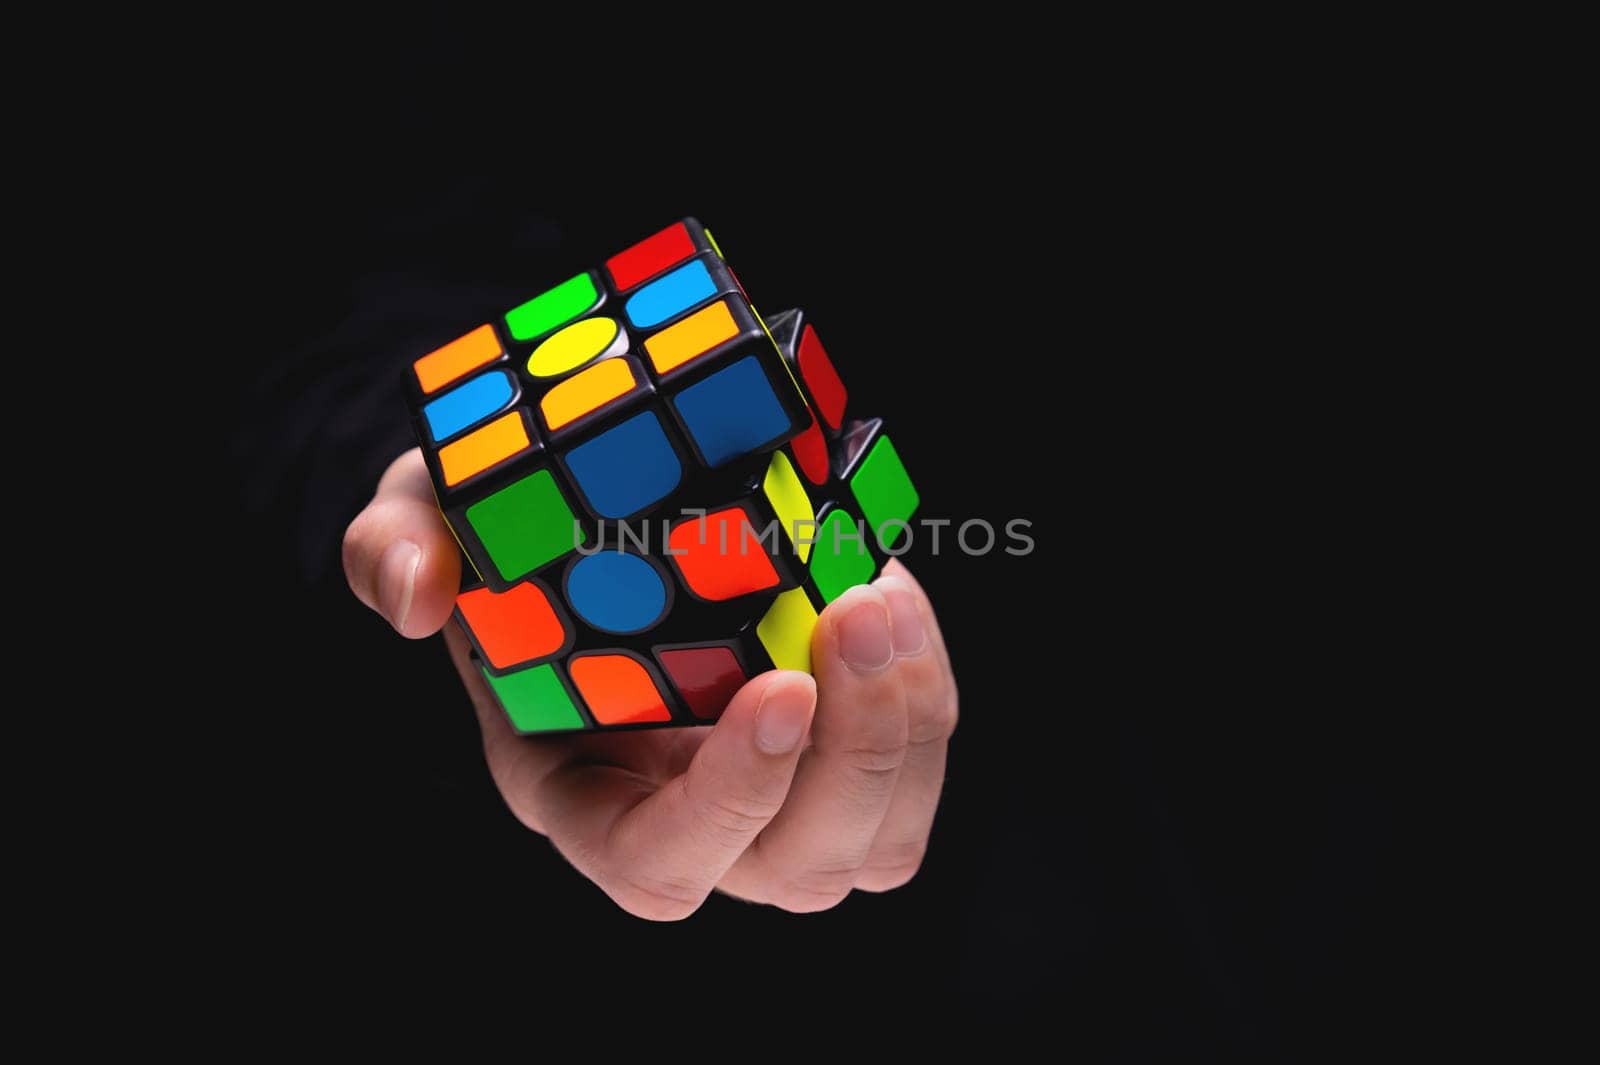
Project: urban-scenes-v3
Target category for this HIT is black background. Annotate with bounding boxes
[213,74,1403,1054]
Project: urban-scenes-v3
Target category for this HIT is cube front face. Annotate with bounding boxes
[404,218,919,734]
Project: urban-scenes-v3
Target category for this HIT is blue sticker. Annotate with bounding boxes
[624,259,717,329]
[565,552,668,634]
[672,356,792,467]
[422,371,516,442]
[563,411,682,519]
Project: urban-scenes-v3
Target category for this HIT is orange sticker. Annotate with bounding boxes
[668,507,781,601]
[456,582,568,670]
[568,654,672,725]
[643,299,740,374]
[540,357,638,432]
[438,411,531,486]
[414,325,502,394]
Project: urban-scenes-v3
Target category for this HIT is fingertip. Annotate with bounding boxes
[720,667,811,715]
[822,583,892,635]
[710,670,817,756]
[872,574,929,658]
[751,671,817,756]
[878,558,955,683]
[882,557,939,604]
[879,558,924,597]
[377,538,421,631]
[880,557,912,579]
[343,456,465,637]
[821,584,894,674]
[761,668,818,702]
[392,540,462,638]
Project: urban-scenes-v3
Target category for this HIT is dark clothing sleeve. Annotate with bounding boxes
[233,198,562,585]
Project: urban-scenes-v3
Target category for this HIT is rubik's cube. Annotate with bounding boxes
[404,218,919,734]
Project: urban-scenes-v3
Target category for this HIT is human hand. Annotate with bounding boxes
[344,449,958,918]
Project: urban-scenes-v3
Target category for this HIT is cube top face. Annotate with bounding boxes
[402,222,920,735]
[405,218,812,590]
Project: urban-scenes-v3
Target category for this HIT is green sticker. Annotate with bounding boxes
[483,664,585,733]
[505,273,601,341]
[849,435,919,549]
[810,508,876,603]
[466,469,583,582]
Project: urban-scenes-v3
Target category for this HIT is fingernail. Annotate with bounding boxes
[754,680,814,754]
[877,577,927,656]
[835,591,894,673]
[378,539,421,631]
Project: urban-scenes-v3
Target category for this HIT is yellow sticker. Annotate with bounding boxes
[762,451,815,563]
[527,317,625,378]
[757,588,818,673]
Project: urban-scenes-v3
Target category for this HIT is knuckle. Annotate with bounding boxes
[856,843,928,892]
[772,880,853,913]
[837,740,909,777]
[855,863,922,893]
[690,786,784,847]
[500,792,543,834]
[764,855,865,909]
[814,687,910,779]
[908,690,959,745]
[587,849,712,922]
[496,778,547,836]
[609,877,707,921]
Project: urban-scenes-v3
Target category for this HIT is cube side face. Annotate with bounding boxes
[768,308,849,439]
[401,220,920,735]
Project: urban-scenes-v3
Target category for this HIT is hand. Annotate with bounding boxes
[344,449,958,919]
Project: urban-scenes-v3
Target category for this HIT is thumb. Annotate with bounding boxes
[342,449,463,637]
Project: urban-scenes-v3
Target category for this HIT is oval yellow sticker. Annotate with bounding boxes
[527,317,625,378]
